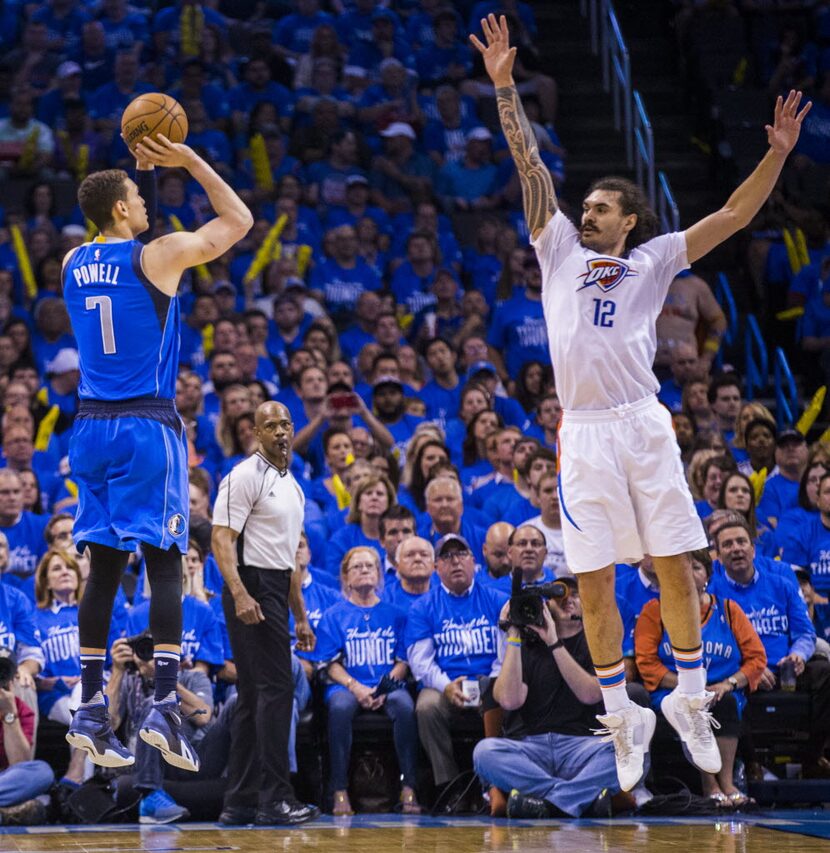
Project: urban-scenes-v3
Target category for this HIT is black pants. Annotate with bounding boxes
[222,567,294,807]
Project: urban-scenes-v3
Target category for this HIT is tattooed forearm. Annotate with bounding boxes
[495,85,557,234]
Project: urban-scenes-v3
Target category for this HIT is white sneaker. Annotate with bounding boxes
[661,688,722,774]
[594,704,656,792]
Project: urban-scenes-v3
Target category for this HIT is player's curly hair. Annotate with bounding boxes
[77,169,130,231]
[586,176,660,251]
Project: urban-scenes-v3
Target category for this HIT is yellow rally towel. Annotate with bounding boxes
[796,386,826,436]
[10,225,37,300]
[749,467,767,505]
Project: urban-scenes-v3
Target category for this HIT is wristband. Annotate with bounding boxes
[547,640,564,652]
[506,636,522,647]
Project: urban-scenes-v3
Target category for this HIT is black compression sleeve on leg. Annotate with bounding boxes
[144,543,183,647]
[78,544,130,650]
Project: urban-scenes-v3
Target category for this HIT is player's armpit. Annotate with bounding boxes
[494,84,557,239]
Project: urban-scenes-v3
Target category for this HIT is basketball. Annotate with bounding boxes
[121,93,188,150]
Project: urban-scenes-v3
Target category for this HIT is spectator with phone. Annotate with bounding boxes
[315,546,419,816]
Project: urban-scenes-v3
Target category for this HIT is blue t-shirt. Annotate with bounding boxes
[314,598,407,697]
[88,81,154,122]
[615,564,660,657]
[802,293,830,339]
[487,293,547,377]
[795,99,830,164]
[0,512,49,580]
[774,506,816,560]
[289,575,341,659]
[708,557,815,669]
[438,161,499,202]
[127,595,224,666]
[63,239,180,401]
[405,581,507,680]
[273,10,334,54]
[382,575,435,612]
[326,523,384,578]
[780,512,830,593]
[0,584,41,654]
[390,262,437,315]
[419,378,461,429]
[417,516,486,568]
[415,42,472,85]
[757,472,800,526]
[309,258,381,315]
[34,601,79,716]
[228,81,295,119]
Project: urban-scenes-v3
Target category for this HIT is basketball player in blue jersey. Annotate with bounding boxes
[62,133,253,770]
[472,14,811,791]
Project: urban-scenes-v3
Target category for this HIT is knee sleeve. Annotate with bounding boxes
[78,544,129,650]
[144,544,183,647]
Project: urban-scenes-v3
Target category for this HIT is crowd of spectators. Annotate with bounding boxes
[0,0,825,828]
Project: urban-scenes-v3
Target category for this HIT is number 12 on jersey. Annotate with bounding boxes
[592,298,616,328]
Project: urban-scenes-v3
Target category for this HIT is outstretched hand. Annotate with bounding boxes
[469,14,516,89]
[766,89,811,155]
[133,134,195,170]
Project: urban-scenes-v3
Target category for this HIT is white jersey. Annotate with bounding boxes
[531,210,689,411]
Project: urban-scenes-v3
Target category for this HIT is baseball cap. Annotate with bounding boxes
[343,65,368,79]
[57,61,81,79]
[372,374,404,391]
[49,348,80,374]
[380,122,416,140]
[61,224,87,239]
[346,174,369,187]
[435,533,471,557]
[466,126,493,142]
[214,282,236,295]
[466,360,498,381]
[776,428,806,446]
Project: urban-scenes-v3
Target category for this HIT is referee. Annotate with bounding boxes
[212,401,320,826]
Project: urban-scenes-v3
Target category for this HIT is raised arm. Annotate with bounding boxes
[685,90,811,264]
[470,14,557,239]
[134,135,254,296]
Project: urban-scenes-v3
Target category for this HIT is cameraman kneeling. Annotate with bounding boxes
[474,577,625,818]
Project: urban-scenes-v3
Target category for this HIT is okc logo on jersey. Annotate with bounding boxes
[577,258,637,293]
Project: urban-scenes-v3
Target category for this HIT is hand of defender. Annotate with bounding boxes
[133,133,195,170]
[234,589,265,625]
[766,89,811,156]
[469,14,517,89]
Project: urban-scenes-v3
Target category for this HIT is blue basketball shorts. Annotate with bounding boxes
[69,399,189,553]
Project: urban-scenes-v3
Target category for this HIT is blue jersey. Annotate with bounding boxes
[780,513,830,593]
[208,595,232,662]
[63,239,180,401]
[34,602,80,716]
[289,575,341,660]
[314,599,407,698]
[651,596,748,715]
[127,595,224,667]
[615,564,659,657]
[0,584,41,653]
[405,581,507,681]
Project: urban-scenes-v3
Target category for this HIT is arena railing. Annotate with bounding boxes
[714,273,738,370]
[658,170,680,233]
[744,314,768,401]
[633,90,655,209]
[773,347,798,430]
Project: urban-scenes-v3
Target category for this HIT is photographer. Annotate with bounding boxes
[490,524,557,594]
[0,649,54,826]
[106,635,214,824]
[473,578,624,819]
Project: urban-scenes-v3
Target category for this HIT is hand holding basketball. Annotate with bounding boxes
[133,134,195,169]
[470,14,517,88]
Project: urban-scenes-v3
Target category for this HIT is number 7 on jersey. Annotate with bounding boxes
[86,295,117,354]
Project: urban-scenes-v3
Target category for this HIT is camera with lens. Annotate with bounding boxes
[0,648,17,690]
[123,631,154,673]
[507,567,570,630]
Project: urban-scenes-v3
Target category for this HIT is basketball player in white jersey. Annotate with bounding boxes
[471,14,811,791]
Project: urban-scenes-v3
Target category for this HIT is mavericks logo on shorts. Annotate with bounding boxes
[167,513,186,537]
[576,258,637,293]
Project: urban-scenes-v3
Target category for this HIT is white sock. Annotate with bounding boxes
[676,667,706,695]
[600,682,632,714]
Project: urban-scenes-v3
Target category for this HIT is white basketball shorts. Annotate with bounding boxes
[557,395,708,573]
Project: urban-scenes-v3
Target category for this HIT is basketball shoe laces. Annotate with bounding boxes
[686,697,721,746]
[592,715,636,768]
